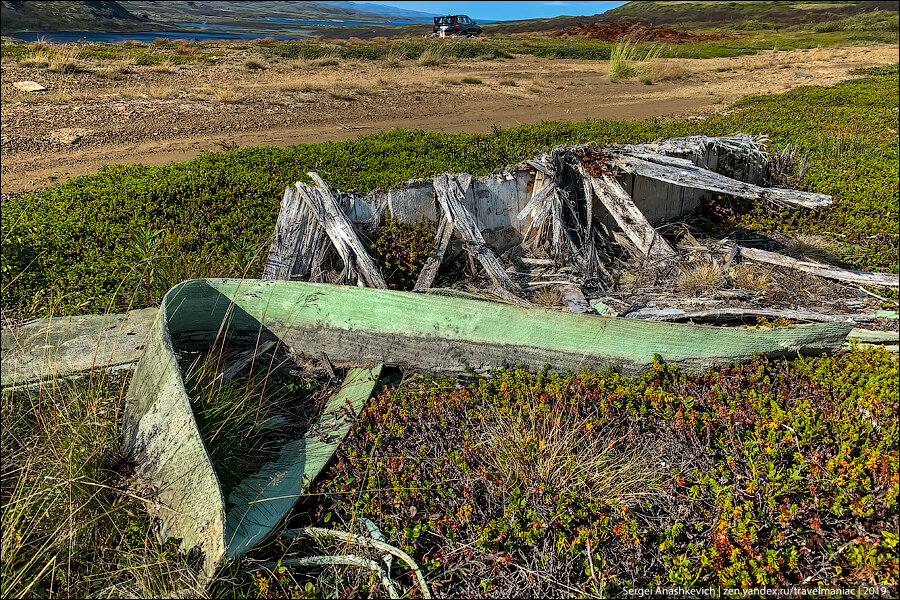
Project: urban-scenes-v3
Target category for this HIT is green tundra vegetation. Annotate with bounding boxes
[2,66,898,316]
[3,346,896,597]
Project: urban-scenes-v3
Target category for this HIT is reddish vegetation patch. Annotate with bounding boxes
[549,21,728,43]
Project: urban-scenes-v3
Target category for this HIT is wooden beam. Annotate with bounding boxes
[625,307,880,324]
[613,152,832,209]
[587,172,678,260]
[263,186,326,281]
[413,217,453,290]
[738,246,899,289]
[560,284,594,314]
[433,174,517,291]
[303,173,388,289]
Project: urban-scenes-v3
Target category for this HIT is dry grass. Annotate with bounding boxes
[243,58,267,71]
[150,60,177,74]
[19,53,51,68]
[740,49,794,72]
[532,286,564,307]
[47,46,79,73]
[731,263,774,291]
[783,233,836,263]
[147,86,181,99]
[498,78,518,86]
[418,45,449,67]
[18,90,76,104]
[326,83,355,100]
[1,375,207,599]
[648,60,691,82]
[213,86,244,103]
[678,258,724,295]
[27,40,55,53]
[608,41,661,81]
[310,57,340,67]
[481,401,663,500]
[528,74,549,92]
[94,59,135,80]
[383,47,406,68]
[278,80,320,93]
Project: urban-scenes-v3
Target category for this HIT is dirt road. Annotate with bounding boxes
[1,43,896,194]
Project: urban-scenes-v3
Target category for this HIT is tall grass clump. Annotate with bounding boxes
[482,400,662,500]
[47,46,79,73]
[417,43,450,66]
[608,41,661,81]
[1,374,204,598]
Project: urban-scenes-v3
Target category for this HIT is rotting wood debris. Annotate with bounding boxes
[264,134,898,332]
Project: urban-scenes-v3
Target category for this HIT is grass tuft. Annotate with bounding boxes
[608,41,661,81]
[482,400,663,499]
[678,258,723,295]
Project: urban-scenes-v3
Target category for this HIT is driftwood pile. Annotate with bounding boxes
[264,134,898,327]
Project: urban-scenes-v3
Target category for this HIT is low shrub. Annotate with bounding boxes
[370,216,435,290]
[287,348,899,596]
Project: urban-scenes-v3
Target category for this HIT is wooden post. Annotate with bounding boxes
[587,173,678,260]
[304,173,388,289]
[433,174,518,291]
[413,217,454,290]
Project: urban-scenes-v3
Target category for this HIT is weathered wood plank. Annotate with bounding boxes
[1,308,158,387]
[304,173,388,289]
[516,171,556,222]
[560,284,594,314]
[738,246,899,288]
[625,307,880,324]
[413,217,453,290]
[587,173,678,260]
[433,174,517,291]
[613,152,831,209]
[264,187,318,281]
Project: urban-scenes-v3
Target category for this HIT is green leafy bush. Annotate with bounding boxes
[370,216,435,290]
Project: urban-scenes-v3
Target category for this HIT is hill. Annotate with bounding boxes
[0,0,149,33]
[118,0,413,25]
[319,1,435,20]
[324,0,899,39]
[604,0,899,28]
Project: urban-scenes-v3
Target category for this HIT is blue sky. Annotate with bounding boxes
[365,1,628,21]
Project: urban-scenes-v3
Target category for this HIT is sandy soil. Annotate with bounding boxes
[1,43,896,194]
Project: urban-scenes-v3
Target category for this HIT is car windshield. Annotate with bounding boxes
[435,16,453,25]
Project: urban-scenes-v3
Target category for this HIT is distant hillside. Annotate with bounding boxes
[324,1,898,39]
[605,1,899,28]
[119,1,407,25]
[0,0,149,33]
[319,1,435,20]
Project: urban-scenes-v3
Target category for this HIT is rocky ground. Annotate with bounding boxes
[1,42,897,193]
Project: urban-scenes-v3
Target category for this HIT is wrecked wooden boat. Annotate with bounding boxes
[3,134,892,579]
[116,277,852,575]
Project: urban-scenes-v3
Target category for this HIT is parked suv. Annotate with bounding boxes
[432,15,482,36]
